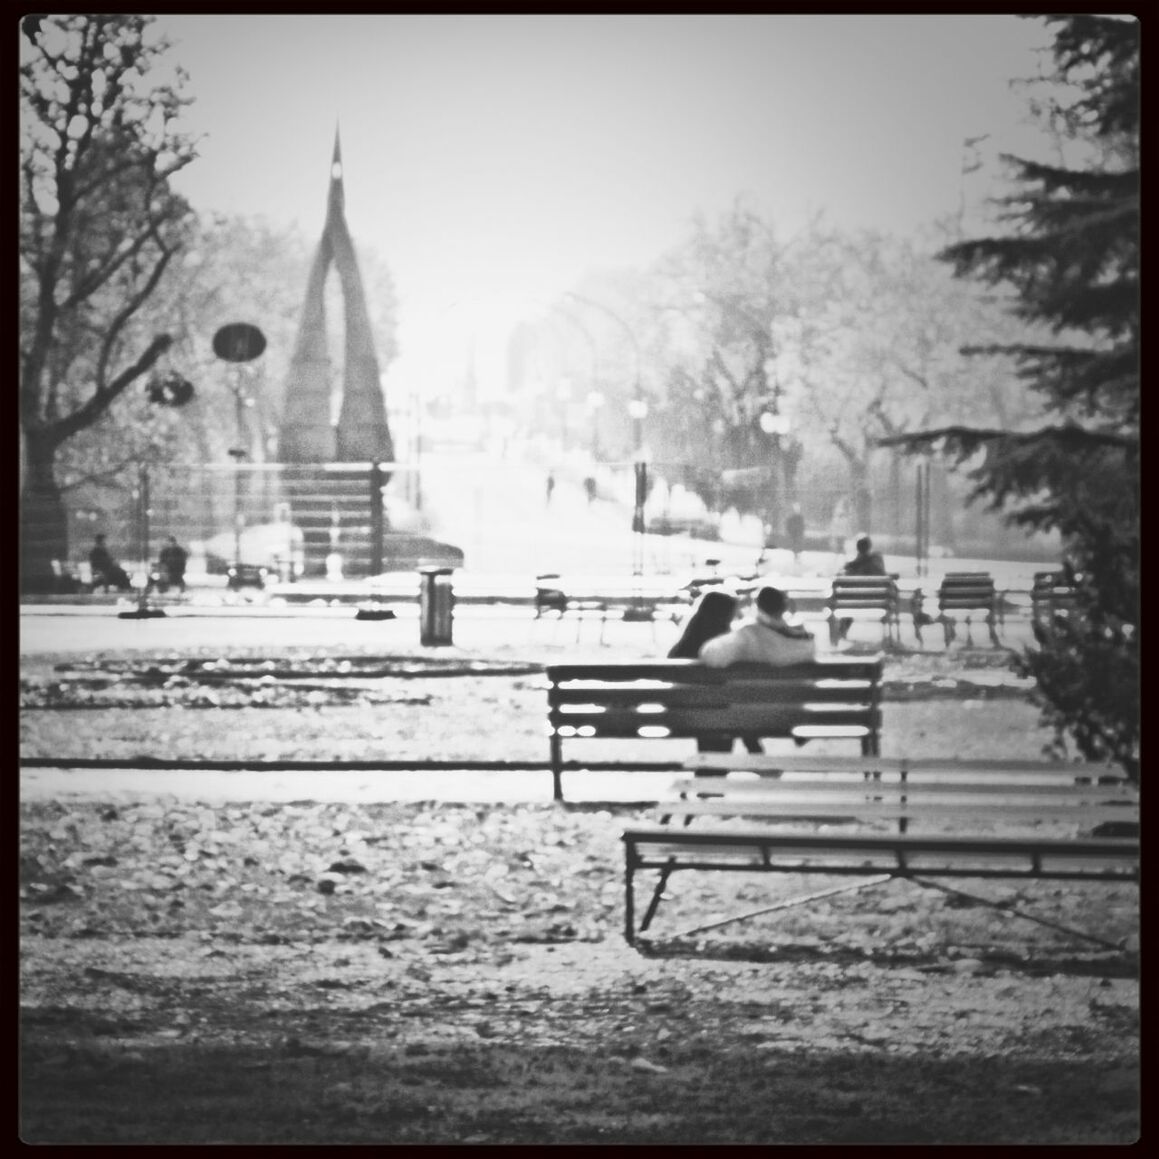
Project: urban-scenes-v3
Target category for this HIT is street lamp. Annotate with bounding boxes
[628,397,649,538]
[758,410,791,551]
[564,291,644,460]
[212,322,266,582]
[228,373,253,568]
[543,305,600,452]
[586,390,605,460]
[556,375,572,446]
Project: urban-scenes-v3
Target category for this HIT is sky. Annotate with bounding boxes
[154,13,1056,400]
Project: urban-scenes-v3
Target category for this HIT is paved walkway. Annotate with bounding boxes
[20,765,668,806]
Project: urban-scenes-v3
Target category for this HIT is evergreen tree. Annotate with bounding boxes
[882,15,1139,778]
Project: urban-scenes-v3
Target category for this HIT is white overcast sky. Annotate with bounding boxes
[155,13,1055,397]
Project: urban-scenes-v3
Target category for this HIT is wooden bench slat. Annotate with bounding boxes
[547,660,882,683]
[550,683,873,707]
[668,776,1137,801]
[624,827,1139,858]
[551,703,876,724]
[679,755,1128,780]
[665,800,1137,824]
[553,710,878,737]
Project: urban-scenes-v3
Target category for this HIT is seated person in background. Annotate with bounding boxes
[842,535,886,577]
[836,535,888,641]
[668,589,762,754]
[700,585,816,668]
[158,535,188,592]
[89,534,132,591]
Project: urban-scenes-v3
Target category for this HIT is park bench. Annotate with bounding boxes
[48,559,90,595]
[544,657,883,801]
[535,574,692,642]
[827,575,901,647]
[1031,570,1078,634]
[621,754,1139,944]
[917,571,1002,648]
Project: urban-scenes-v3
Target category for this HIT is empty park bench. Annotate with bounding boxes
[535,575,692,642]
[544,657,883,801]
[621,755,1139,944]
[48,559,90,595]
[1031,570,1079,634]
[915,571,1002,648]
[827,575,901,647]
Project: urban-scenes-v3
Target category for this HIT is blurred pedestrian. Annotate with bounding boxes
[786,504,805,560]
[89,534,132,591]
[545,470,556,507]
[158,535,188,592]
[829,496,852,555]
[583,475,597,504]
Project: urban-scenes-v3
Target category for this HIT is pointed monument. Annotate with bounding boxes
[279,130,394,464]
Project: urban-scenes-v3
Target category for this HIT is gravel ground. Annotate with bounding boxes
[20,631,1139,1144]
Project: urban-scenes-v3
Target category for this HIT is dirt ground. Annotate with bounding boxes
[20,641,1140,1144]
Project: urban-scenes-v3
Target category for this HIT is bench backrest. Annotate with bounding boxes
[662,763,1138,834]
[546,659,883,747]
[828,575,899,611]
[937,572,996,612]
[1031,570,1077,612]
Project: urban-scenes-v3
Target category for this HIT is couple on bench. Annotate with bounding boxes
[667,584,815,754]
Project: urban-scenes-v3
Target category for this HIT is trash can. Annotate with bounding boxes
[418,566,455,646]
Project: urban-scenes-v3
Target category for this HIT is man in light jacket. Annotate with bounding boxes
[699,585,816,667]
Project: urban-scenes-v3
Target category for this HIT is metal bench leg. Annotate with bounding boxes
[549,733,564,802]
[909,877,1127,951]
[624,848,637,944]
[638,862,675,937]
[667,875,895,942]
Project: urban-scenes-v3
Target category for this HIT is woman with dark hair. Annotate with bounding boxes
[667,589,762,754]
[667,589,738,659]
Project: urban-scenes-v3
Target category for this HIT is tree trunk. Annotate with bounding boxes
[21,430,68,593]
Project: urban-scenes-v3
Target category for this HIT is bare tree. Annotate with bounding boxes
[20,14,197,589]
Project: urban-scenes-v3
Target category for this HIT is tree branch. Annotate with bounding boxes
[53,333,173,445]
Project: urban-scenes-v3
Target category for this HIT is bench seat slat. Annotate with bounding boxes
[624,827,1138,858]
[679,755,1127,779]
[668,776,1137,800]
[551,683,873,707]
[663,800,1137,824]
[553,708,878,734]
[547,660,883,683]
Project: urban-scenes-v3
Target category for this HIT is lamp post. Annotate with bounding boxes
[564,291,644,459]
[586,390,605,460]
[544,305,599,448]
[228,369,250,567]
[758,410,791,551]
[212,322,266,580]
[563,292,651,582]
[628,395,649,538]
[116,455,167,620]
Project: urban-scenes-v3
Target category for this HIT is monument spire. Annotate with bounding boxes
[278,131,394,465]
[328,125,344,216]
